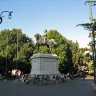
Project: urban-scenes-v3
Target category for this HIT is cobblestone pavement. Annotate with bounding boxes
[0,79,96,96]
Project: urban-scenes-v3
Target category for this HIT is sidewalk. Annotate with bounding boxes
[0,78,96,96]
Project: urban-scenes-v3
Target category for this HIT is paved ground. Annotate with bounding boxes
[0,79,96,96]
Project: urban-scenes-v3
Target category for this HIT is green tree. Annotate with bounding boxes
[0,28,34,74]
[47,30,73,74]
[33,29,84,75]
[47,30,82,74]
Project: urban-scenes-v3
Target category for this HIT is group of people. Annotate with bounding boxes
[18,74,65,85]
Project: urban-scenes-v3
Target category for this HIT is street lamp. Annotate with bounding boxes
[0,11,13,80]
[5,35,8,80]
[0,11,13,24]
[77,21,96,84]
[76,0,96,84]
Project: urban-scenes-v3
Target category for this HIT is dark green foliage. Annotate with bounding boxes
[0,29,34,74]
[37,29,81,74]
[0,28,91,75]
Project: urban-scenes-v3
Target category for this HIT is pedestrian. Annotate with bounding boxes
[82,71,86,80]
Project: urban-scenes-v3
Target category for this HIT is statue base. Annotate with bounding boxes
[31,53,60,75]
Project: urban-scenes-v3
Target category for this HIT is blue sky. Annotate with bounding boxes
[0,0,93,48]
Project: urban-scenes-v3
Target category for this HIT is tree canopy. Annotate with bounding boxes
[34,29,82,74]
[0,28,34,74]
[0,28,93,75]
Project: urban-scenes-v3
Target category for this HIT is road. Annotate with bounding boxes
[0,79,96,96]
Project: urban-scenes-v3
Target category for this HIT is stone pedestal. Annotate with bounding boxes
[31,53,60,75]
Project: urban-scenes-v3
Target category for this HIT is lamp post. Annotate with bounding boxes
[0,11,13,80]
[16,30,18,70]
[0,11,13,24]
[77,0,96,84]
[92,22,96,84]
[5,35,8,80]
